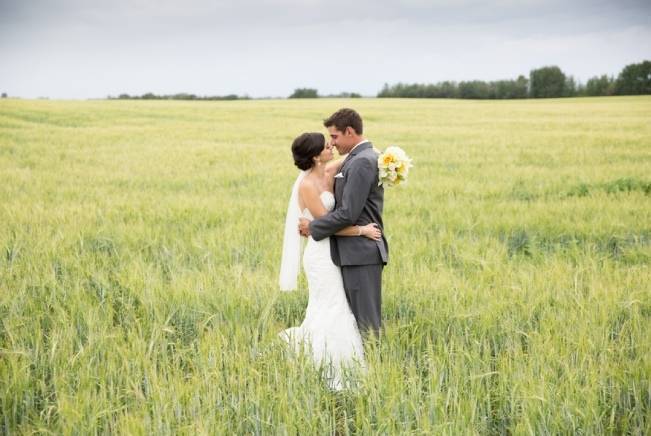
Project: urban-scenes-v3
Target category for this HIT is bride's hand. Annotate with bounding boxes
[360,223,382,241]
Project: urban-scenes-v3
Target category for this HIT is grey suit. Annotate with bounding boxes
[309,142,388,335]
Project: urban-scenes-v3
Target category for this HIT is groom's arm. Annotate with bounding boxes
[309,158,375,241]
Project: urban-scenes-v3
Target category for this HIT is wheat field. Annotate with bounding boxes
[1,96,650,434]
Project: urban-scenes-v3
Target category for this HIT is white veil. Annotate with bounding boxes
[279,170,309,291]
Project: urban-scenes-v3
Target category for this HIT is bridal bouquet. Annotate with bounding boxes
[377,146,413,187]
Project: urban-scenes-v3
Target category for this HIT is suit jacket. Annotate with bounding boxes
[309,142,389,266]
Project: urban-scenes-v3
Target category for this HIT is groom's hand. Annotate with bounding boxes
[298,218,311,237]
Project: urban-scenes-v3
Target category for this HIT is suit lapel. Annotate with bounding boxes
[340,142,371,171]
[334,142,372,206]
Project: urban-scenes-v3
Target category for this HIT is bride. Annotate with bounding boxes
[278,132,382,390]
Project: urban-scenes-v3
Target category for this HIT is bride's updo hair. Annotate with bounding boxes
[292,132,325,171]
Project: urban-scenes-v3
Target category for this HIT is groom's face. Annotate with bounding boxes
[327,126,356,155]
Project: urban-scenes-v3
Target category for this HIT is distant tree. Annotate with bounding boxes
[378,82,449,98]
[513,75,529,98]
[110,92,248,101]
[585,75,615,96]
[400,83,424,98]
[1,92,7,98]
[289,88,318,98]
[478,77,528,99]
[172,93,197,100]
[323,91,362,98]
[458,81,490,99]
[564,75,578,97]
[614,60,651,95]
[529,66,567,98]
[376,62,649,99]
[493,80,512,99]
[438,81,458,98]
[337,92,361,98]
[378,78,531,99]
[421,83,438,98]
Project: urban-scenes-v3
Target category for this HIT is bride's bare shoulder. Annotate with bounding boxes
[299,175,319,197]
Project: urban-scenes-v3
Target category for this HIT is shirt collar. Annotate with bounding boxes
[349,139,369,154]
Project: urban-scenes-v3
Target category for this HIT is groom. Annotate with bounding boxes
[299,108,388,338]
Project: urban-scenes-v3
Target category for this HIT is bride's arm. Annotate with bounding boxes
[299,180,381,240]
[337,222,382,240]
[325,157,346,192]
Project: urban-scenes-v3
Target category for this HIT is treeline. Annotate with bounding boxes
[107,89,363,100]
[378,60,651,99]
[107,93,250,100]
[289,88,361,99]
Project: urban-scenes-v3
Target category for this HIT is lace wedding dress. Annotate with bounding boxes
[279,191,366,390]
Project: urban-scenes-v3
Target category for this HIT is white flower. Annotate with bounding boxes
[377,146,413,187]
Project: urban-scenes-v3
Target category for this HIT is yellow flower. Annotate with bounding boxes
[382,154,395,166]
[377,145,412,187]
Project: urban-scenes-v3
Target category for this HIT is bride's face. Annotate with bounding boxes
[317,141,334,163]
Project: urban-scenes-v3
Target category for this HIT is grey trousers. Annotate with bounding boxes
[341,264,383,337]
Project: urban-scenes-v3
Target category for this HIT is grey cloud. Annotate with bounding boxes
[0,0,649,98]
[2,0,649,31]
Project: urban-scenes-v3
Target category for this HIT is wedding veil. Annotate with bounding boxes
[279,170,309,291]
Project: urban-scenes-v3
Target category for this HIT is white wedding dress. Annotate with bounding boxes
[279,191,366,390]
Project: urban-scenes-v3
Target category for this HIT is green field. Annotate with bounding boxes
[1,96,650,434]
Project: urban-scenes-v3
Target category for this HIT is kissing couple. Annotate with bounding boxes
[278,108,389,390]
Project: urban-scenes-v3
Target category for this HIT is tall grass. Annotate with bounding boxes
[1,97,649,434]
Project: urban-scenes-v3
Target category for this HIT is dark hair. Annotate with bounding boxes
[292,132,325,170]
[323,108,363,135]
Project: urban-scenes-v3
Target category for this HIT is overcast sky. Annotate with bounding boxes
[1,0,649,99]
